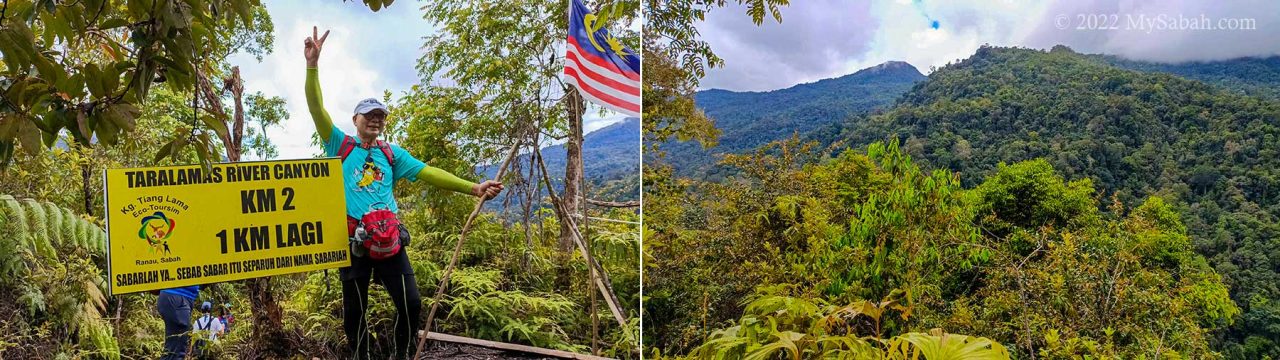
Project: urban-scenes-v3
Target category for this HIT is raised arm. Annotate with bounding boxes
[304,26,333,141]
[416,166,504,199]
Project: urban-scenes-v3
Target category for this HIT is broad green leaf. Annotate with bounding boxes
[103,103,140,132]
[199,114,229,142]
[0,113,18,139]
[83,63,107,98]
[16,119,41,155]
[98,18,131,31]
[153,138,180,163]
[94,114,118,146]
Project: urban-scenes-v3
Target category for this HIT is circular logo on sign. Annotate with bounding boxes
[137,211,176,255]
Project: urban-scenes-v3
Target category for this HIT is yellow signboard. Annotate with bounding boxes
[104,158,349,295]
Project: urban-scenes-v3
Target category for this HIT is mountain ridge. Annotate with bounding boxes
[479,117,639,203]
[663,61,927,178]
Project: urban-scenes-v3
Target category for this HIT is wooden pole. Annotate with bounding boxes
[584,163,599,356]
[533,146,630,333]
[413,125,527,359]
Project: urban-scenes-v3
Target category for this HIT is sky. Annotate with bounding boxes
[697,0,1280,92]
[228,0,629,160]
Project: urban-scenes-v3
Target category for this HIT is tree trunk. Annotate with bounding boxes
[81,162,93,216]
[199,68,290,356]
[560,87,585,252]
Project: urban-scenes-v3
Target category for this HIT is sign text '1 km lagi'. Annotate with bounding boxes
[104,158,348,295]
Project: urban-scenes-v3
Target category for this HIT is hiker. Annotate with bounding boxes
[218,304,233,331]
[192,301,224,357]
[303,26,504,360]
[155,285,198,360]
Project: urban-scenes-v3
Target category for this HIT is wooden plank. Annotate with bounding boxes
[424,332,616,360]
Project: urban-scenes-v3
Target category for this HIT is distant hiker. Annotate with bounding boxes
[303,26,504,360]
[218,304,233,330]
[192,301,223,357]
[155,285,199,360]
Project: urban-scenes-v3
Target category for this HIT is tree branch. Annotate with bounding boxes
[584,198,639,208]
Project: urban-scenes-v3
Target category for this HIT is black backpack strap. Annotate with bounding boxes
[337,135,357,161]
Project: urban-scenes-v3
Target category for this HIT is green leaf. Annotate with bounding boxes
[134,62,155,102]
[33,57,67,86]
[194,132,212,172]
[199,114,228,142]
[233,0,253,26]
[0,22,37,71]
[0,113,20,140]
[98,18,131,31]
[60,73,86,99]
[83,63,107,98]
[16,119,41,155]
[104,103,140,132]
[172,132,190,157]
[154,138,179,163]
[104,62,124,97]
[152,56,191,78]
[40,131,57,148]
[94,114,118,146]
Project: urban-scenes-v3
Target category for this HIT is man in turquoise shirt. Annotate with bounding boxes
[304,27,503,360]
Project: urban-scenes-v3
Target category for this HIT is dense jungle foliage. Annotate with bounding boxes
[645,137,1236,359]
[832,46,1280,358]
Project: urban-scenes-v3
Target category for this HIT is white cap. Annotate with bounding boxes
[354,98,388,115]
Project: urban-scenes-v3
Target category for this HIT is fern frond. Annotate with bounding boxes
[43,201,63,246]
[4,196,31,254]
[20,199,55,259]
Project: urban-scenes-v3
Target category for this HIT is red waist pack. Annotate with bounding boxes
[349,208,402,260]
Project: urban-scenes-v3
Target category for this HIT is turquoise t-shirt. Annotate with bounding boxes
[324,126,427,218]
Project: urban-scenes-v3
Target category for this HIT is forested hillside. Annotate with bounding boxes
[481,117,640,205]
[645,138,1235,358]
[661,61,925,178]
[1095,54,1280,100]
[648,45,1280,358]
[835,45,1280,358]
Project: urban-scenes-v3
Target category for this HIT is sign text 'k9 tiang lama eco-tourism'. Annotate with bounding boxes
[104,158,348,295]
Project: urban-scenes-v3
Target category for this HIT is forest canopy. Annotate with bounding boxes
[645,137,1236,358]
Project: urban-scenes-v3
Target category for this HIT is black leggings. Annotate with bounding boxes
[342,272,422,360]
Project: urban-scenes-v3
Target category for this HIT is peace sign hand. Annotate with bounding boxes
[304,26,330,67]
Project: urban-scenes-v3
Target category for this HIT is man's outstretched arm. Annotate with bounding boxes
[415,166,504,199]
[304,26,333,141]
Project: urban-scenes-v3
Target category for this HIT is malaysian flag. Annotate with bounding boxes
[565,0,641,117]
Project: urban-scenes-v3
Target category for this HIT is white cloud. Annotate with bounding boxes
[1023,0,1280,62]
[837,0,1051,76]
[229,0,425,160]
[698,0,1279,91]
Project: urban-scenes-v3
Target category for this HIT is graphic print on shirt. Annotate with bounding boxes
[354,159,386,193]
